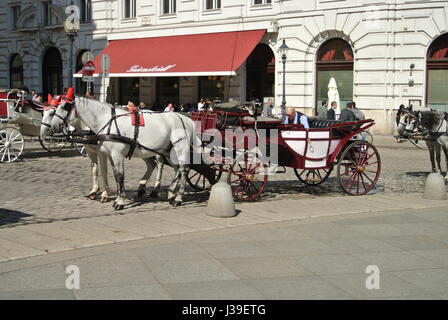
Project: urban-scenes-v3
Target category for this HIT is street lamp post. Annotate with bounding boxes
[64,1,79,89]
[279,40,289,121]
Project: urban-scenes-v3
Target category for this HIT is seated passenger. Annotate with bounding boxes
[283,106,310,129]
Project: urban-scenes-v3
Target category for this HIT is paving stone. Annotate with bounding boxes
[322,273,432,299]
[392,268,448,295]
[406,249,448,268]
[292,254,369,275]
[378,235,448,251]
[243,276,354,300]
[73,284,172,300]
[219,256,312,279]
[0,263,67,292]
[0,238,44,260]
[0,289,75,300]
[352,251,439,271]
[135,242,212,261]
[143,258,239,284]
[198,241,283,259]
[163,280,265,300]
[261,239,339,256]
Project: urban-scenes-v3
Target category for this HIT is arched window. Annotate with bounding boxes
[427,33,448,111]
[316,39,354,115]
[10,54,23,89]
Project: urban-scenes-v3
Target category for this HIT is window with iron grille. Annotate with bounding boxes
[162,0,176,15]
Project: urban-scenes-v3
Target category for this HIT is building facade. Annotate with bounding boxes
[1,0,448,134]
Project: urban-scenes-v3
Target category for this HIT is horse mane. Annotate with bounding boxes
[77,97,129,114]
[419,111,443,131]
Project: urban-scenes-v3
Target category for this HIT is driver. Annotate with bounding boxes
[283,106,310,129]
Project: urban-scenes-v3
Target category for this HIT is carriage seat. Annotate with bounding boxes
[309,118,351,129]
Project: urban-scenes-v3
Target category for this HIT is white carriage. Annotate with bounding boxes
[0,89,67,163]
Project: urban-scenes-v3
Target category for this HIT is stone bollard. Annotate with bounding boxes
[207,180,236,218]
[423,173,447,200]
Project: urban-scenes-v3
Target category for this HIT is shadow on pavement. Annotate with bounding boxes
[0,208,32,227]
[21,149,82,160]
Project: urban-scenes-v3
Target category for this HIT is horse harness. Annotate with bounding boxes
[60,100,190,160]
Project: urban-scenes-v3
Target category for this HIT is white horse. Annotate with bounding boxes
[40,98,166,204]
[40,97,111,202]
[48,90,198,210]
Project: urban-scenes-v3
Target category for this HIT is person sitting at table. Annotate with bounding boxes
[282,106,310,129]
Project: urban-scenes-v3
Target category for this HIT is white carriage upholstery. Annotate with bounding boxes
[281,130,333,169]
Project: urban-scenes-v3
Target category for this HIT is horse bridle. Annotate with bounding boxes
[52,100,77,133]
[41,105,58,129]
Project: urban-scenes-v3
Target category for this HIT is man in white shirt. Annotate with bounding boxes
[164,103,174,112]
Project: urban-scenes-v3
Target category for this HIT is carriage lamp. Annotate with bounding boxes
[279,39,289,120]
[409,64,415,87]
[64,1,80,88]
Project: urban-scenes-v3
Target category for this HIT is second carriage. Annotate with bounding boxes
[0,89,87,163]
[186,102,381,201]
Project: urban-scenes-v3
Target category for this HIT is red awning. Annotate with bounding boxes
[77,30,266,77]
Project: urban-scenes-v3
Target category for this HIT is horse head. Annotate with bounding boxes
[397,109,419,138]
[49,88,77,135]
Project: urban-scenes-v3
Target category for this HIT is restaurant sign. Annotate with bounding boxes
[126,64,176,73]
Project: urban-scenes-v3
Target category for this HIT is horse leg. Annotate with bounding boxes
[167,164,181,204]
[435,142,442,173]
[86,150,100,200]
[426,140,437,173]
[150,155,165,198]
[137,157,156,200]
[114,155,126,210]
[98,152,111,203]
[110,154,126,211]
[173,165,189,207]
[440,141,448,180]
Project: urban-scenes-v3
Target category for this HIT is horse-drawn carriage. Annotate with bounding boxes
[186,102,381,201]
[0,89,85,163]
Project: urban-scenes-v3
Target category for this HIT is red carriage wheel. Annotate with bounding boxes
[294,168,333,186]
[336,140,381,196]
[229,152,268,202]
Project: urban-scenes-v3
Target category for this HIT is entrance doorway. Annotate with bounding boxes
[246,44,275,102]
[42,47,63,101]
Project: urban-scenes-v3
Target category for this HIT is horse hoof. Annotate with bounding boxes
[137,189,145,198]
[172,201,182,207]
[112,201,117,208]
[86,193,97,200]
[150,191,158,198]
[100,197,110,203]
[168,197,175,205]
[115,204,124,211]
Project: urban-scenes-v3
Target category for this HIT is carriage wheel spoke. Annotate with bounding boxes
[360,173,368,192]
[361,172,375,185]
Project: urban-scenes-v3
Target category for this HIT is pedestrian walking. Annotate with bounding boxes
[318,101,328,119]
[327,101,337,120]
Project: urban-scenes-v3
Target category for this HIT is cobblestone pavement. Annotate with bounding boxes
[0,136,441,228]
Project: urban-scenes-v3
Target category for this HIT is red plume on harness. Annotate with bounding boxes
[64,87,74,103]
[50,95,62,106]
